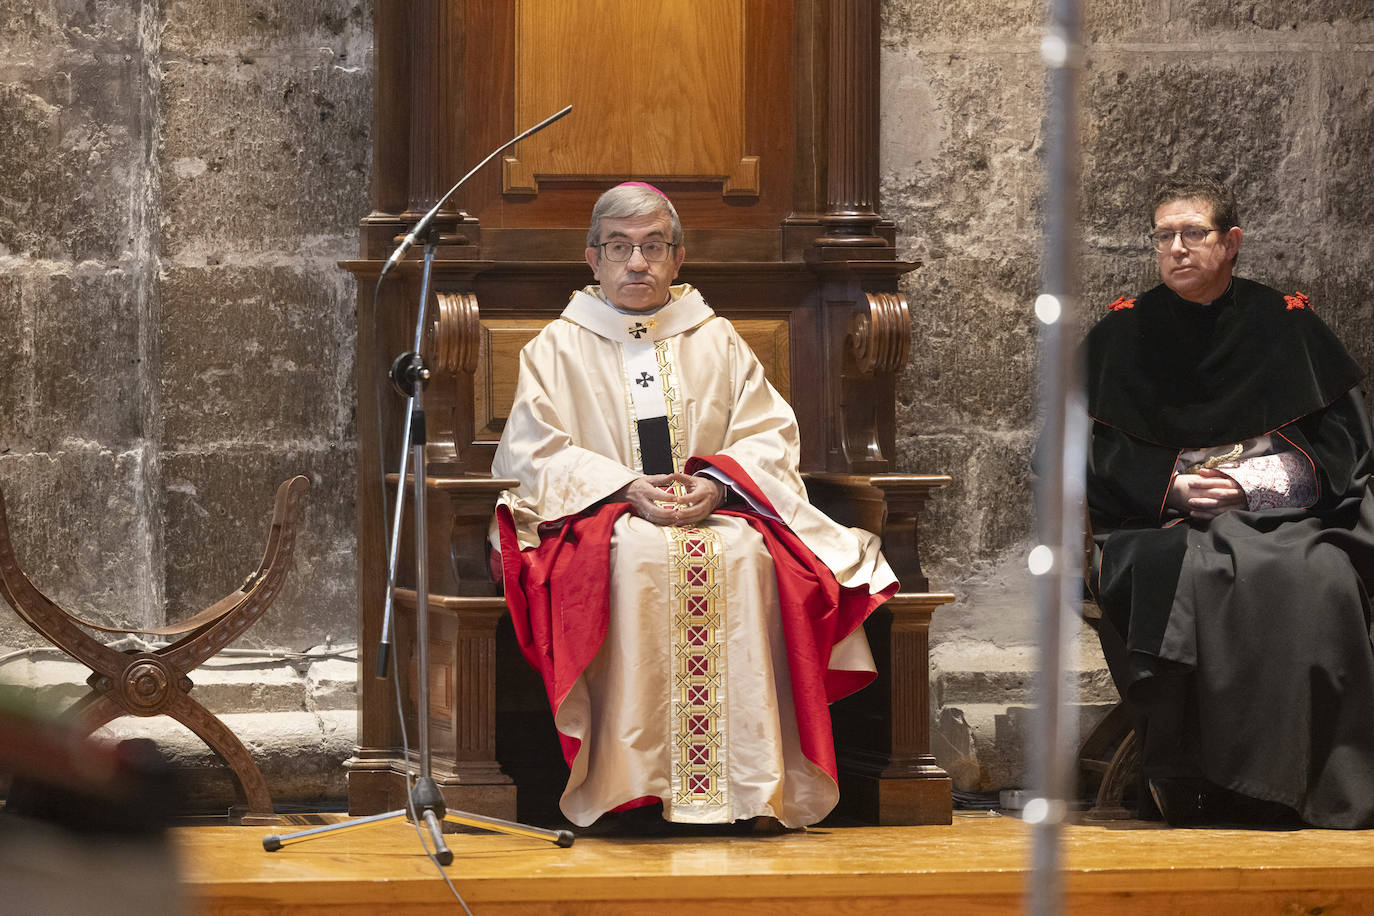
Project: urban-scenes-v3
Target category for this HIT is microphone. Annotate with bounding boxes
[377,104,573,282]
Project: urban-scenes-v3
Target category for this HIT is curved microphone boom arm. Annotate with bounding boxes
[373,104,571,680]
[377,104,573,284]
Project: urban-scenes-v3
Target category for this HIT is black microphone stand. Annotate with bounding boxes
[264,108,575,860]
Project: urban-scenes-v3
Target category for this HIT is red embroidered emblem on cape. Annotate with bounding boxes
[1284,291,1310,311]
[1108,296,1136,311]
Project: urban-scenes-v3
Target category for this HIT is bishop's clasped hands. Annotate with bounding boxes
[615,473,726,527]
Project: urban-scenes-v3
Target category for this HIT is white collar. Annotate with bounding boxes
[561,284,715,344]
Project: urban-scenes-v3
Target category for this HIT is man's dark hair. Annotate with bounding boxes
[1149,173,1239,230]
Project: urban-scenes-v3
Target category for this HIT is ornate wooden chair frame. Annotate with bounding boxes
[0,476,310,823]
[343,1,958,827]
[358,301,960,827]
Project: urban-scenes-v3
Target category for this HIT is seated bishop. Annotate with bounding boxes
[490,182,898,829]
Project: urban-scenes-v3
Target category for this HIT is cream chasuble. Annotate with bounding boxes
[491,284,895,827]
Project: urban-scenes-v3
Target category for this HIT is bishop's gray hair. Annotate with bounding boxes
[586,183,683,248]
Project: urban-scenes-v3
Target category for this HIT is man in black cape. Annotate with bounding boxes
[1083,173,1374,828]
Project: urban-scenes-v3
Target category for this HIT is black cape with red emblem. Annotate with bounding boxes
[1082,277,1374,828]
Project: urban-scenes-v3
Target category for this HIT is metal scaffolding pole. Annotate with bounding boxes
[1027,0,1085,914]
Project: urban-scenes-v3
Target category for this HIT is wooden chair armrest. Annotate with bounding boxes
[803,471,950,593]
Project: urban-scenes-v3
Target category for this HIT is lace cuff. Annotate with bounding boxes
[1225,450,1317,511]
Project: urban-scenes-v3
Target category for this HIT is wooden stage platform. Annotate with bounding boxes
[179,813,1374,914]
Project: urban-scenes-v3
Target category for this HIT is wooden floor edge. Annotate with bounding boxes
[176,819,1374,914]
[188,866,1374,906]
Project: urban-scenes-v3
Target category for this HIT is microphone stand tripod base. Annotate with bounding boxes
[261,775,575,858]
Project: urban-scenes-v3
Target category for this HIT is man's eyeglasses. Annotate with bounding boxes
[597,240,677,263]
[1148,227,1218,251]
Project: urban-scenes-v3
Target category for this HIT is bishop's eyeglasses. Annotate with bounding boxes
[597,240,678,262]
[1148,227,1218,251]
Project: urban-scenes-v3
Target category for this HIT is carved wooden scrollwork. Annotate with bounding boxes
[849,292,911,376]
[432,292,481,375]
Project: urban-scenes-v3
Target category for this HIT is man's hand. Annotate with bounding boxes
[615,473,726,527]
[672,474,726,526]
[1167,467,1246,520]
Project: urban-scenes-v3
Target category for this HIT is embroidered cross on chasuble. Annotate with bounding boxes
[492,284,898,827]
[616,311,677,477]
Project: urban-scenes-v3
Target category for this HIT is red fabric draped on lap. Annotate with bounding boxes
[495,456,897,778]
[496,500,629,764]
[689,455,897,779]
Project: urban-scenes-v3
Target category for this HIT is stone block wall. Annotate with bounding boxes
[0,1,369,651]
[1,1,164,634]
[2,1,1372,799]
[882,1,1374,789]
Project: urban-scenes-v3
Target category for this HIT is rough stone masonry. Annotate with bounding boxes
[0,1,1370,808]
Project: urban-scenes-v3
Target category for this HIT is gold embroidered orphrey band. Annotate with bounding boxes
[647,322,729,814]
[654,339,687,473]
[667,524,728,817]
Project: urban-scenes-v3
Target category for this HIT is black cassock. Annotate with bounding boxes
[1083,277,1374,828]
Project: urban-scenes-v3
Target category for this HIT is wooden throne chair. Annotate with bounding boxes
[343,0,955,826]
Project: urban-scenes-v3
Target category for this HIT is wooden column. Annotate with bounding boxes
[348,0,406,794]
[808,474,955,826]
[834,594,953,826]
[407,1,449,215]
[360,0,410,260]
[405,0,476,245]
[348,471,518,819]
[818,0,882,246]
[347,3,489,818]
[403,590,516,817]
